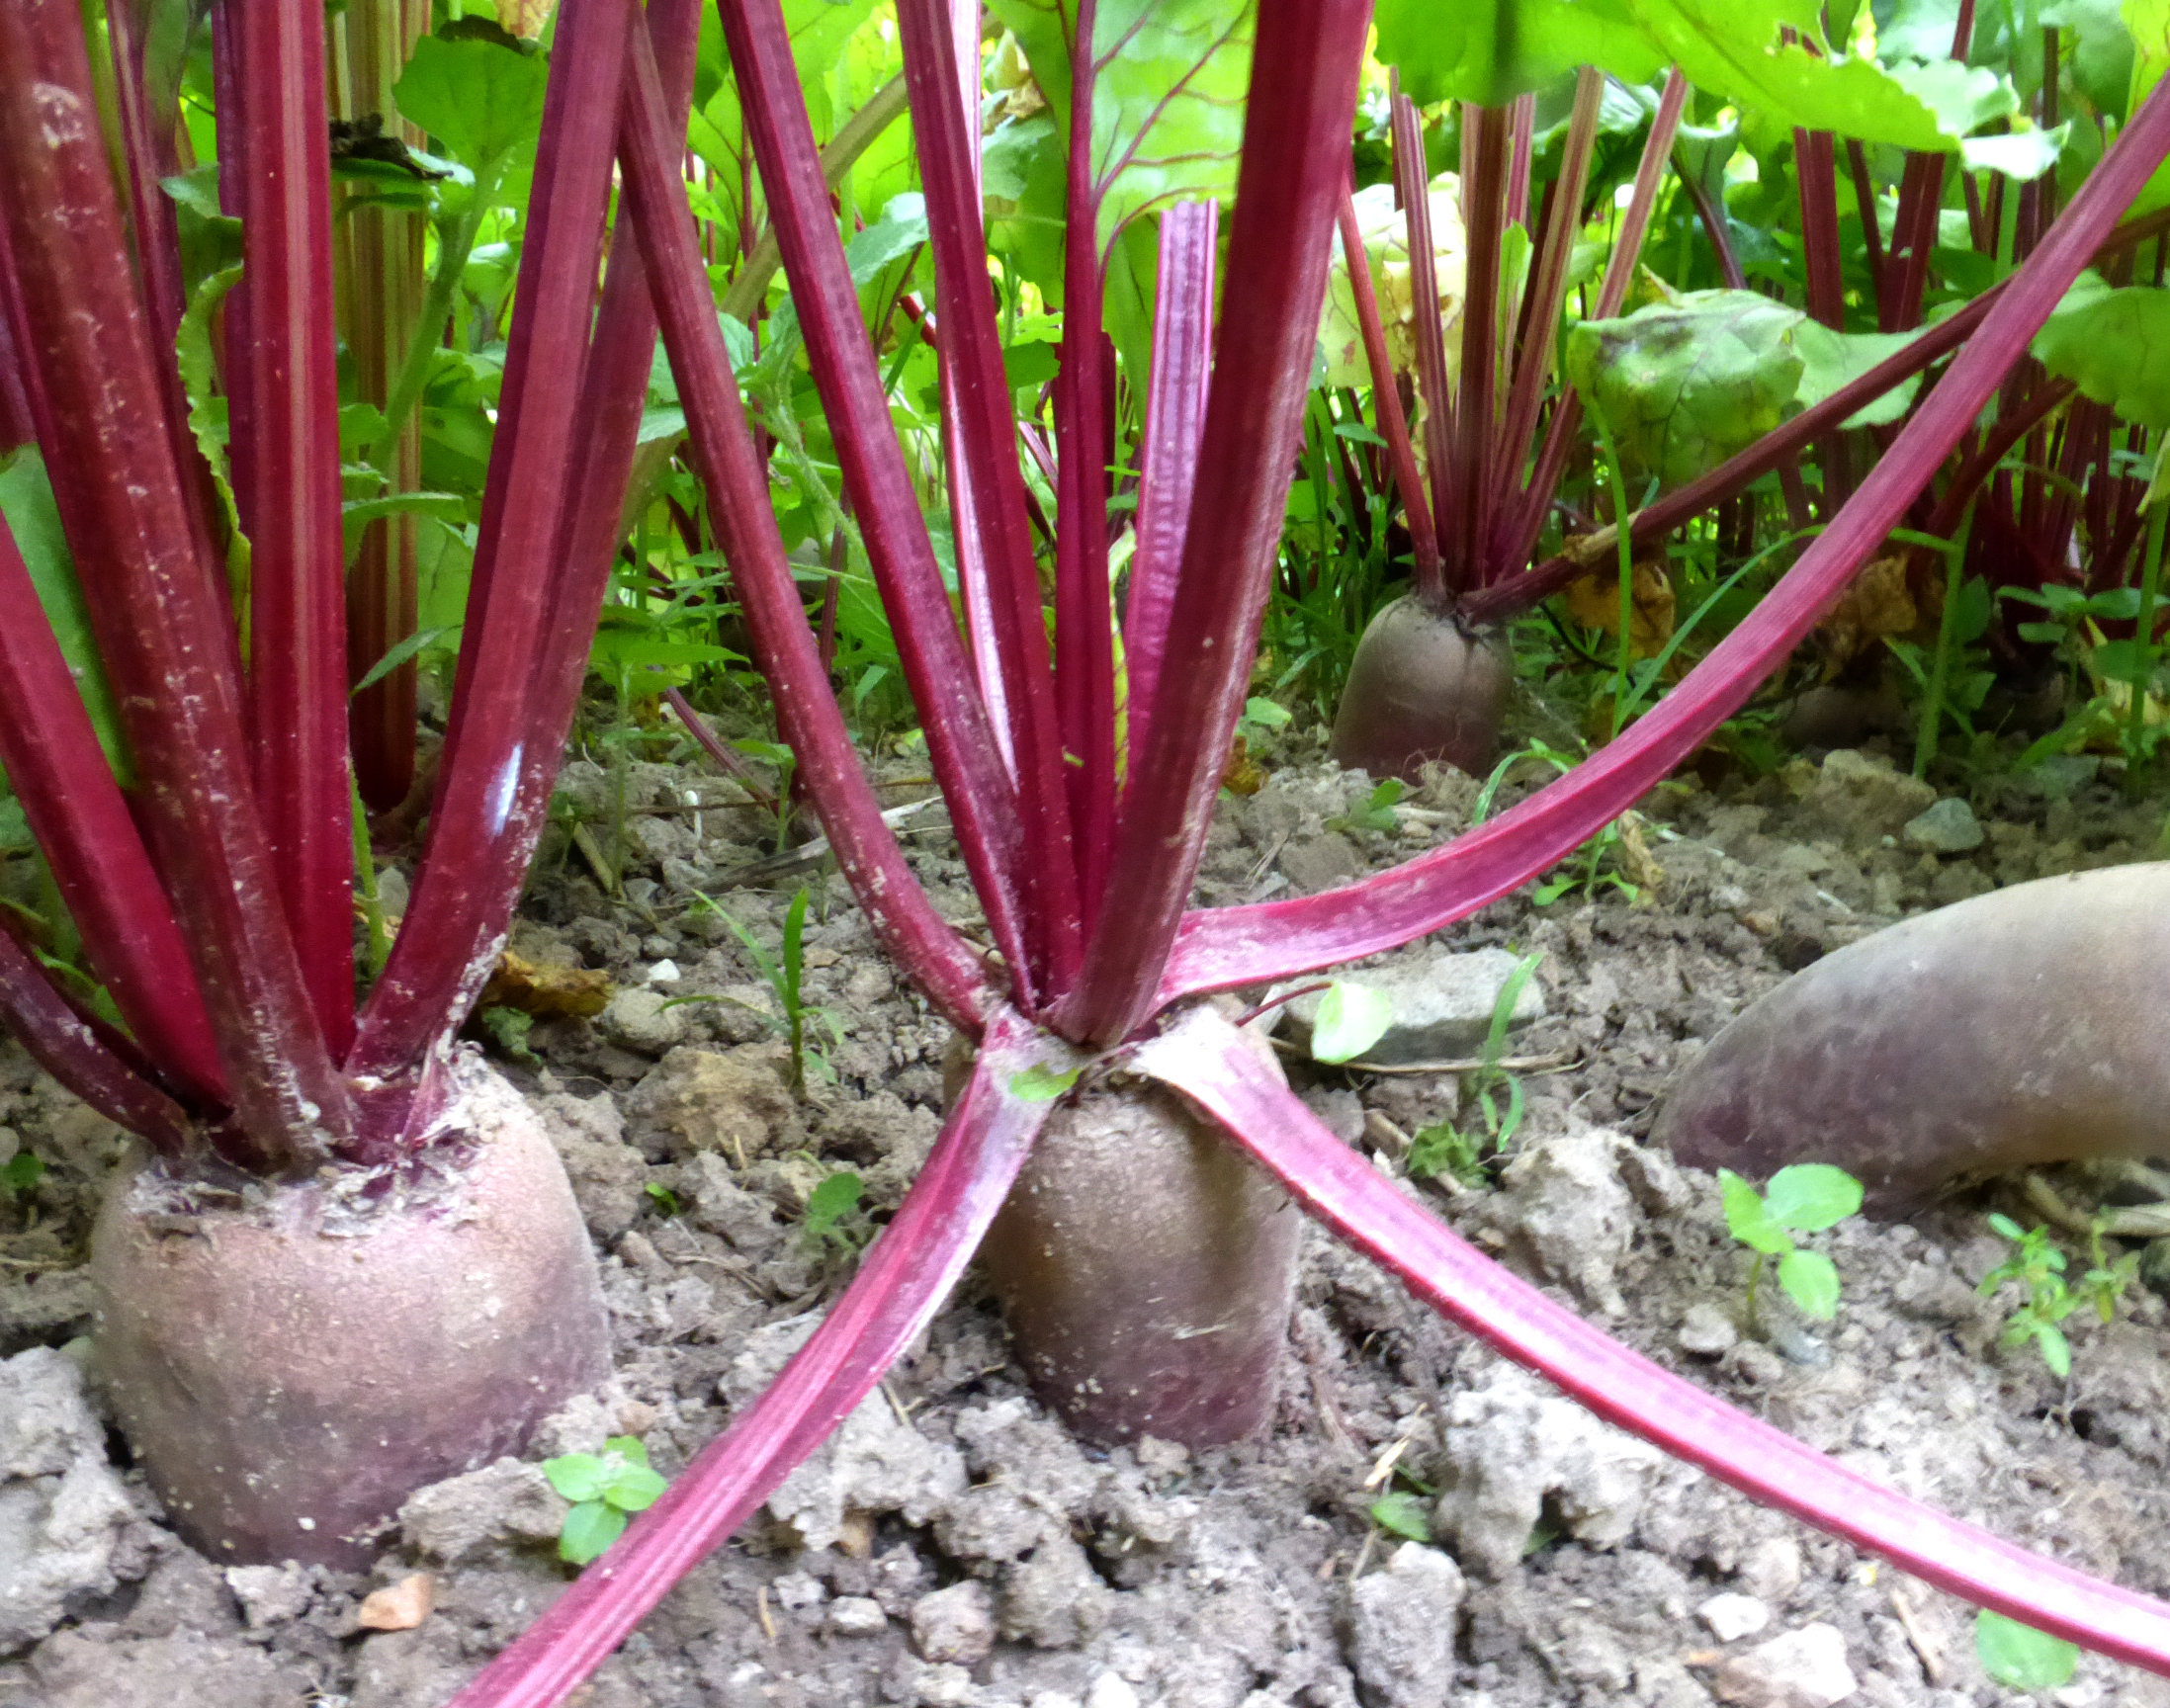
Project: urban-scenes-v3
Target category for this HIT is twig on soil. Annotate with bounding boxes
[1265,1036,1577,1076]
[1889,1585,1946,1683]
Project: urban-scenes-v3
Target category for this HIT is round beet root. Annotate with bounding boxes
[1330,597,1511,783]
[92,1057,609,1566]
[979,1040,1302,1446]
[1656,864,2170,1212]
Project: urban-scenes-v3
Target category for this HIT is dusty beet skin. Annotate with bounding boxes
[90,1055,609,1568]
[1330,596,1512,783]
[1656,862,2170,1210]
[976,1029,1303,1446]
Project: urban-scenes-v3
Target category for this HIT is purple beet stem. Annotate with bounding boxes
[444,1010,1061,1708]
[1135,1007,2170,1675]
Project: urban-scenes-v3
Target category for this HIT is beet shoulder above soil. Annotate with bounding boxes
[4,736,2170,1708]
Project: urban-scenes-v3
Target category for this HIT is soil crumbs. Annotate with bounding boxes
[4,734,2170,1708]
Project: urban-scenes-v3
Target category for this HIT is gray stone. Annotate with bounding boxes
[910,1580,996,1665]
[827,1594,889,1636]
[1276,944,1546,1066]
[1345,1542,1465,1708]
[0,1348,158,1653]
[2026,753,2099,800]
[1433,1364,1663,1579]
[1678,1302,1740,1357]
[1712,1623,1857,1707]
[1698,1592,1772,1642]
[1483,1128,1639,1318]
[396,1459,567,1564]
[1802,750,1937,848]
[1901,797,1983,855]
[222,1562,311,1628]
[596,987,688,1056]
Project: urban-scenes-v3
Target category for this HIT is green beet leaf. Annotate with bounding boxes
[394,36,550,174]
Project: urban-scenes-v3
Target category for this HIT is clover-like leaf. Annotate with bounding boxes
[1719,1169,1792,1257]
[1761,1163,1864,1234]
[1777,1248,1842,1320]
[541,1452,611,1505]
[1310,982,1394,1066]
[1975,1611,2080,1690]
[558,1499,628,1566]
[393,36,549,173]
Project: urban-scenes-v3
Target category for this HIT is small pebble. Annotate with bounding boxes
[826,1594,888,1637]
[646,959,682,983]
[357,1573,435,1632]
[1711,1622,1857,1708]
[1698,1591,1771,1642]
[1901,797,1983,855]
[1085,1674,1141,1708]
[1678,1302,1739,1357]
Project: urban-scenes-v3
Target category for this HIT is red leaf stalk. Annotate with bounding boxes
[1125,200,1220,757]
[615,18,992,1034]
[351,0,636,1082]
[897,0,1085,991]
[1392,93,1456,576]
[1158,70,2170,999]
[1055,0,1369,1046]
[1136,1008,2170,1675]
[443,1009,1063,1708]
[0,0,350,1165]
[1337,187,1439,600]
[232,0,356,1056]
[715,0,1035,1003]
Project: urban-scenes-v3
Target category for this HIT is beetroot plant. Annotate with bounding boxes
[11,0,2170,1702]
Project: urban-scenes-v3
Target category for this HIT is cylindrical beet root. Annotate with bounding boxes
[1330,596,1511,783]
[93,1057,610,1566]
[978,1041,1303,1446]
[1656,864,2170,1211]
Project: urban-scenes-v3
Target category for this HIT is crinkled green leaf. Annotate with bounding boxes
[2034,272,2170,427]
[393,36,549,172]
[1791,322,1929,427]
[2047,0,2133,118]
[1761,1162,1865,1233]
[1629,0,2013,149]
[1310,981,1394,1065]
[1960,122,2069,180]
[1377,0,1664,105]
[1777,1248,1842,1319]
[174,260,251,600]
[0,452,128,777]
[1975,1611,2080,1689]
[986,0,1255,260]
[1565,291,1806,490]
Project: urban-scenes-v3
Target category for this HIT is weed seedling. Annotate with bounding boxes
[1976,1610,2080,1690]
[1326,778,1405,836]
[801,1169,866,1252]
[1719,1164,1864,1323]
[0,1152,43,1198]
[694,885,846,1092]
[1406,953,1542,1188]
[644,1181,683,1219]
[1976,1212,2134,1380]
[542,1436,668,1567]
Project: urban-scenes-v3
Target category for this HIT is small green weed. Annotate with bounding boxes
[1978,1213,2137,1380]
[0,1152,43,1197]
[477,1004,540,1065]
[1719,1164,1863,1322]
[1309,981,1394,1065]
[1405,953,1541,1187]
[1368,1491,1431,1541]
[802,1169,866,1251]
[644,1181,682,1218]
[693,885,846,1092]
[1326,778,1404,836]
[542,1435,667,1566]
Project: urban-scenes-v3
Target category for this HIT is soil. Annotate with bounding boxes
[5,718,2170,1708]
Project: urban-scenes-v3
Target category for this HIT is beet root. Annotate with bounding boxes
[92,1057,610,1566]
[1656,864,2170,1211]
[1329,596,1511,783]
[979,1038,1303,1446]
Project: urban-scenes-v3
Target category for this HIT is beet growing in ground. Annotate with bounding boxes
[4,736,2170,1707]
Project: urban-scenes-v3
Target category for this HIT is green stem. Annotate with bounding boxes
[1914,499,1977,780]
[2126,487,2167,763]
[1595,422,1635,739]
[1747,1250,1765,1324]
[367,159,506,471]
[351,773,391,977]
